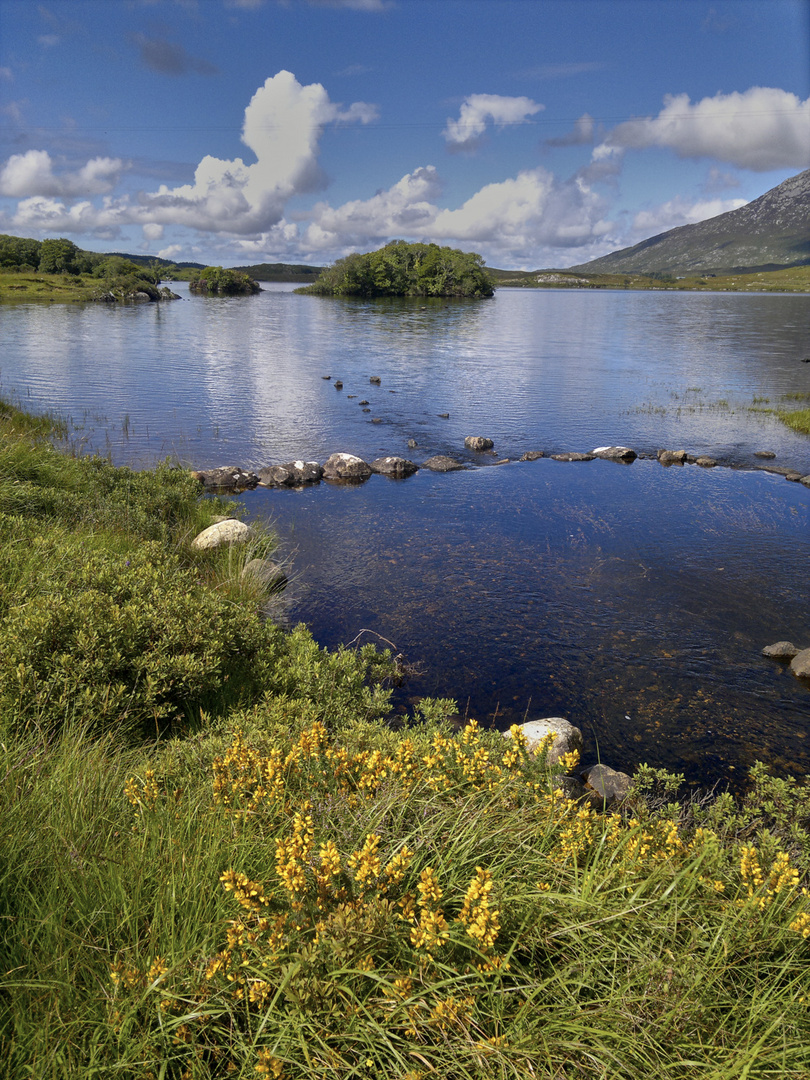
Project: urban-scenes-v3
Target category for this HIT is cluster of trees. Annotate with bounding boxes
[0,234,168,296]
[188,266,262,295]
[300,240,495,298]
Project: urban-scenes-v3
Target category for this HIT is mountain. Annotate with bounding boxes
[571,169,810,276]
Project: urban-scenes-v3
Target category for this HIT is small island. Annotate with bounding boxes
[296,240,495,298]
[188,266,262,295]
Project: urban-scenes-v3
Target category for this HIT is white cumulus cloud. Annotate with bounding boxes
[596,86,810,171]
[0,150,125,197]
[304,166,443,250]
[443,93,544,150]
[295,164,614,267]
[433,168,612,254]
[631,195,748,236]
[0,71,378,238]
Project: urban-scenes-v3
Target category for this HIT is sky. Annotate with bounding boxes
[0,0,808,270]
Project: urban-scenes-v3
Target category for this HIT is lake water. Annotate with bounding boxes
[2,283,809,787]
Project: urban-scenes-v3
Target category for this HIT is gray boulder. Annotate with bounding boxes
[504,717,583,768]
[801,476,810,488]
[551,452,595,462]
[322,452,372,483]
[762,641,799,659]
[191,466,259,491]
[581,764,633,807]
[191,519,253,550]
[790,649,810,679]
[520,451,544,461]
[754,450,776,459]
[257,460,323,487]
[695,456,718,468]
[592,446,637,462]
[370,456,418,478]
[465,436,494,451]
[422,455,465,472]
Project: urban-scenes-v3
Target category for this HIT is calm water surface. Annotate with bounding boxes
[2,285,809,786]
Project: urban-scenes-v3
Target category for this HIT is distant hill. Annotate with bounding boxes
[106,252,206,272]
[106,254,325,282]
[229,262,324,283]
[570,169,810,276]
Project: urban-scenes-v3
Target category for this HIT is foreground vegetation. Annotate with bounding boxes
[2,402,810,1078]
[297,241,495,298]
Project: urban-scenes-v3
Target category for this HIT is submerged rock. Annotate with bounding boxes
[370,456,418,478]
[322,452,372,483]
[695,456,718,468]
[191,519,253,550]
[422,455,465,472]
[754,450,776,458]
[520,451,544,461]
[241,558,287,592]
[762,641,799,659]
[551,452,595,462]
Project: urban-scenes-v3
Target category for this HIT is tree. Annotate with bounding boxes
[299,241,494,299]
[38,238,88,275]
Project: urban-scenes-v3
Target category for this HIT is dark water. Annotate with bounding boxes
[2,284,809,786]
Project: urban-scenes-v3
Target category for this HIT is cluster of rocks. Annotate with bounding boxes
[191,439,810,493]
[504,717,633,808]
[189,518,287,594]
[762,641,810,680]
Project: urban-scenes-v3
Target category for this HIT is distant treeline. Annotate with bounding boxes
[298,241,495,298]
[229,262,324,282]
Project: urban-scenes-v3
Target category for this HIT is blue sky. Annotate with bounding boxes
[1,0,808,269]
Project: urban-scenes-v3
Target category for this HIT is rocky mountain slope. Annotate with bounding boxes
[571,168,810,276]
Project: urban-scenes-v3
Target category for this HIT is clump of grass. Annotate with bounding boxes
[778,408,810,436]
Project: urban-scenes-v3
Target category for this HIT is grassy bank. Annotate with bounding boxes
[491,264,810,293]
[2,403,810,1078]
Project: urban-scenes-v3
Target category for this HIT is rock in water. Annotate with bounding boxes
[762,641,799,659]
[191,466,259,491]
[322,452,372,482]
[464,436,494,451]
[592,446,637,462]
[422,455,465,472]
[370,457,418,478]
[241,558,287,592]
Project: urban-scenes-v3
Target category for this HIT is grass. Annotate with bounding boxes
[492,265,810,293]
[1,401,810,1078]
[0,270,109,303]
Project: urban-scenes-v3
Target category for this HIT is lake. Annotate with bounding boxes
[2,283,809,787]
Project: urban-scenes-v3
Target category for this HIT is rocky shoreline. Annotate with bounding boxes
[187,440,810,797]
[190,439,810,493]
